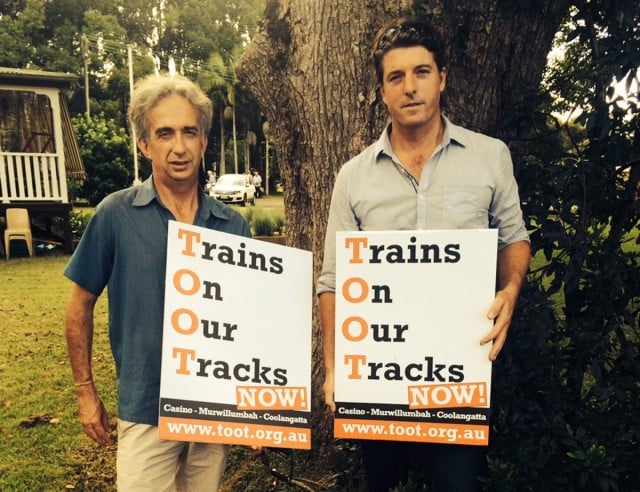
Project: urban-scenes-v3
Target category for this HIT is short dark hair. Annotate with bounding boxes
[371,16,447,84]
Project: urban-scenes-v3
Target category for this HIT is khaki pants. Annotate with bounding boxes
[117,419,229,491]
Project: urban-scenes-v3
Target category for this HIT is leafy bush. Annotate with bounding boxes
[248,209,285,236]
[272,213,285,235]
[72,114,134,206]
[252,213,275,236]
[481,5,640,490]
[243,207,255,225]
[68,210,93,239]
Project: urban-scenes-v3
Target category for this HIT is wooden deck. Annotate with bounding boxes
[1,152,68,202]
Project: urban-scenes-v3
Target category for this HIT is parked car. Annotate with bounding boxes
[210,173,256,206]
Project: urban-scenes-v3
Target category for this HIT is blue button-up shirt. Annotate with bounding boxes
[64,176,251,425]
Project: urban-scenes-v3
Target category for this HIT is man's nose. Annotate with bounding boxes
[172,132,188,152]
[403,74,417,94]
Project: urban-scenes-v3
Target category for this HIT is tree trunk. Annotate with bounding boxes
[219,110,225,175]
[237,0,411,447]
[236,0,571,450]
[232,106,238,174]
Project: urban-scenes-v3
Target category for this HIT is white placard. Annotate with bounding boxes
[159,222,313,449]
[334,229,497,446]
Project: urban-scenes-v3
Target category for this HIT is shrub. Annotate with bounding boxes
[248,209,285,237]
[69,210,92,239]
[243,207,255,225]
[272,213,285,235]
[252,213,275,236]
[72,114,134,206]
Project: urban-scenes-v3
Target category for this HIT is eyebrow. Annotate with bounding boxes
[386,62,434,77]
[154,125,200,135]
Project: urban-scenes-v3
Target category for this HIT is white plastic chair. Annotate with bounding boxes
[4,208,34,259]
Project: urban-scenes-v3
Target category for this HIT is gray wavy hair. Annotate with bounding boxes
[127,73,213,139]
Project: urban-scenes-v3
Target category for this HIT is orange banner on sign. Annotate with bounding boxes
[407,382,488,409]
[236,386,308,410]
[334,418,488,446]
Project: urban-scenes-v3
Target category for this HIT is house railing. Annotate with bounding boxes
[0,152,69,203]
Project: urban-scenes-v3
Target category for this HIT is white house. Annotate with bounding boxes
[0,67,85,253]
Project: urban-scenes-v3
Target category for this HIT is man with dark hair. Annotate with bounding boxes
[318,16,531,491]
[64,73,251,490]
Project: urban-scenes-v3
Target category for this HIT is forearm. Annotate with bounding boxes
[318,292,336,378]
[65,283,112,445]
[497,240,531,299]
[65,284,98,384]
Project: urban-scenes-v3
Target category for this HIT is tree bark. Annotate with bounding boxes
[430,1,573,167]
[236,0,412,448]
[236,0,571,450]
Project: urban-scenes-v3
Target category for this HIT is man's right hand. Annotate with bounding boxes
[319,292,337,413]
[76,384,112,447]
[323,375,336,413]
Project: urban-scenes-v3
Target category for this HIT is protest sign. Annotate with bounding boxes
[158,221,312,449]
[334,229,497,446]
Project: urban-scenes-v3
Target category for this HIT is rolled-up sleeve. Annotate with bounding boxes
[490,143,530,250]
[317,166,359,295]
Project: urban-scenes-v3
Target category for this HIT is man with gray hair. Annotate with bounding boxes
[64,73,250,490]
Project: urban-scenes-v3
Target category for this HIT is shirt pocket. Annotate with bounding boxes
[442,186,489,228]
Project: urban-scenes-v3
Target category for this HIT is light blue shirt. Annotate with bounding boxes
[317,117,529,294]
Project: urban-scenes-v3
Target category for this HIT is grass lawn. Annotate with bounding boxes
[2,197,634,490]
[0,195,290,491]
[0,254,117,490]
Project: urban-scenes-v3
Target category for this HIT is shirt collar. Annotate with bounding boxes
[131,176,157,206]
[374,115,467,163]
[442,115,469,147]
[197,189,238,222]
[132,175,236,222]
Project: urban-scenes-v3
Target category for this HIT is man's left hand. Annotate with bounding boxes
[480,287,518,361]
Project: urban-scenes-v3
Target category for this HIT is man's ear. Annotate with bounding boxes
[439,67,447,92]
[380,84,388,107]
[137,137,150,159]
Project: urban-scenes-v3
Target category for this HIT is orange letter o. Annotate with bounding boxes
[341,316,368,342]
[171,308,198,335]
[173,269,200,296]
[342,277,368,303]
